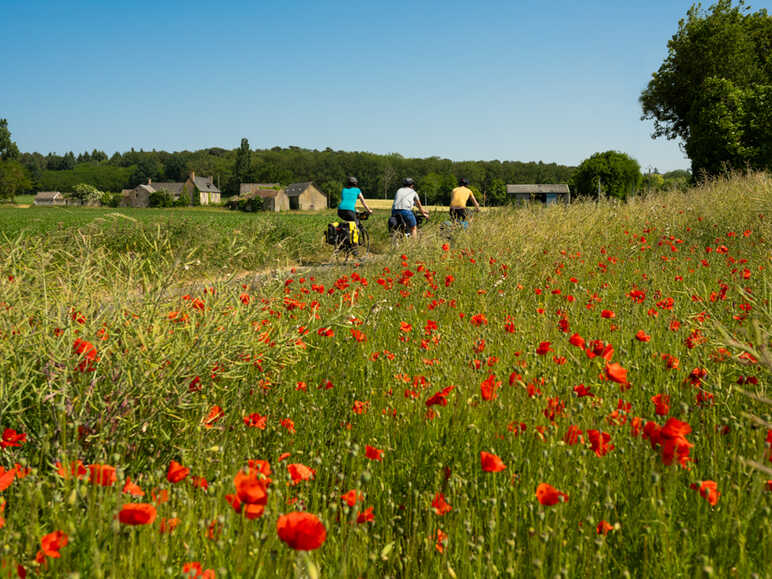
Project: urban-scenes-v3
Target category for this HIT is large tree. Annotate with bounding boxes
[640,1,772,176]
[0,119,20,161]
[571,151,641,200]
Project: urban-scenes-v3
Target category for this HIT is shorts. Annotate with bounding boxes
[392,209,417,228]
[337,209,358,224]
[449,207,467,221]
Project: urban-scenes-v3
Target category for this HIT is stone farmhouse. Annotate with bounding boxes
[119,172,221,207]
[285,182,327,210]
[239,184,290,212]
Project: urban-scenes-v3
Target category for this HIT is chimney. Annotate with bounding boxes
[190,171,195,181]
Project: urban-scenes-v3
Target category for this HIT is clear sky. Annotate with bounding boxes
[2,0,769,172]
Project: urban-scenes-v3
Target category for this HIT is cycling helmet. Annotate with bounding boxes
[458,177,469,186]
[347,176,358,187]
[403,177,415,187]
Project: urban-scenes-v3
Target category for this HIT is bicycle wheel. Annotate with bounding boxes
[358,227,370,259]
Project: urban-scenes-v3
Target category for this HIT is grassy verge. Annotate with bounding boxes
[0,173,770,576]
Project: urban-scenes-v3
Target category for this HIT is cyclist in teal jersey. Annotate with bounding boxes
[338,176,372,224]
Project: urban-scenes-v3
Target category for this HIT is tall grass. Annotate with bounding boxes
[0,173,769,576]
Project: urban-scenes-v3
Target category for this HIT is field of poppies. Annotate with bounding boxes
[0,173,770,577]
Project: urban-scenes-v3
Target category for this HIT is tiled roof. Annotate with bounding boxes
[193,176,219,193]
[285,182,313,197]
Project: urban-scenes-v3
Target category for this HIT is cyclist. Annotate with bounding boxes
[449,177,480,222]
[391,177,429,238]
[338,176,372,225]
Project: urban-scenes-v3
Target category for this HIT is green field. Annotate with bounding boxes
[0,173,770,576]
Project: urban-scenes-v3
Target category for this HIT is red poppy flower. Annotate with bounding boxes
[350,329,367,342]
[37,530,68,561]
[400,322,413,332]
[1,428,26,449]
[587,430,614,457]
[691,480,720,505]
[635,330,651,342]
[573,384,594,398]
[203,405,224,428]
[480,451,506,472]
[536,342,553,355]
[535,483,569,505]
[470,313,488,326]
[55,460,87,479]
[426,385,455,407]
[605,363,628,385]
[167,460,190,484]
[159,517,181,534]
[276,512,326,550]
[356,506,375,524]
[651,394,670,416]
[287,463,316,485]
[365,445,384,461]
[234,470,269,505]
[118,503,157,525]
[341,489,363,507]
[0,467,15,492]
[480,374,500,401]
[122,477,145,497]
[597,520,613,535]
[87,463,116,486]
[73,338,98,372]
[243,413,267,429]
[601,310,615,319]
[432,492,452,515]
[568,333,585,349]
[563,425,583,445]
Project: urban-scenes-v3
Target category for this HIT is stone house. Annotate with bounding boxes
[119,173,221,207]
[285,182,327,210]
[239,184,290,212]
[506,184,571,205]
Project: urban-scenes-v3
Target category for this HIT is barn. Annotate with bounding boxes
[285,182,327,210]
[507,184,571,205]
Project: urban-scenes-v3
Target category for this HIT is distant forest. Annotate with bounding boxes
[15,142,581,206]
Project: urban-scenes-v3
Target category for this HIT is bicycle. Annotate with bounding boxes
[388,210,428,247]
[440,208,478,244]
[330,210,370,263]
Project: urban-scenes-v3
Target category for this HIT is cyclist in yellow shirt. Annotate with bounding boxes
[449,177,481,221]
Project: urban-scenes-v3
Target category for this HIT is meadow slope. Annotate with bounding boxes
[0,173,770,577]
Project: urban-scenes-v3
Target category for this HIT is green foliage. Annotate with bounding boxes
[0,118,20,160]
[640,0,772,175]
[148,190,174,208]
[71,183,104,204]
[39,163,134,193]
[571,151,642,199]
[0,159,31,200]
[225,195,264,212]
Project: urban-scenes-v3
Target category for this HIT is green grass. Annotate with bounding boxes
[0,173,770,576]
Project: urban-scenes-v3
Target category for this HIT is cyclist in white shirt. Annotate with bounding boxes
[391,178,429,238]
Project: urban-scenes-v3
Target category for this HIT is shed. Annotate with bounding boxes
[34,191,66,206]
[285,181,327,210]
[506,184,571,205]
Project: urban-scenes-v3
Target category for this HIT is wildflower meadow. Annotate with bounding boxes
[0,173,770,577]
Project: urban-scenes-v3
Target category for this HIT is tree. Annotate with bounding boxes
[228,138,251,195]
[0,160,31,200]
[0,119,19,160]
[640,1,772,175]
[571,151,642,200]
[71,183,104,204]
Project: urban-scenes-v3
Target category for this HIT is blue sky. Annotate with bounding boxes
[2,0,769,171]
